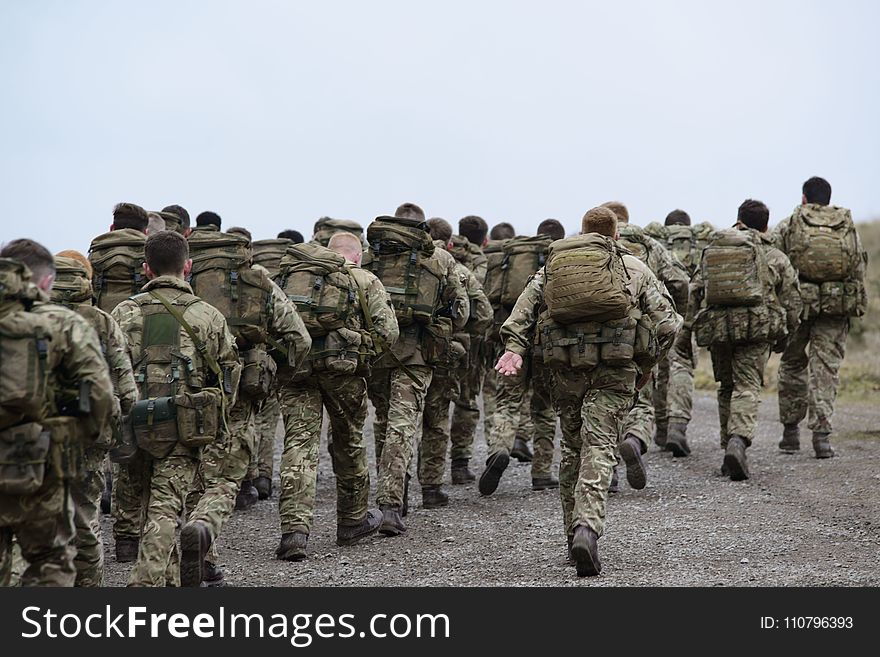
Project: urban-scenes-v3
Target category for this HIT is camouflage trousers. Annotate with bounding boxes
[277,374,370,534]
[778,315,849,434]
[449,344,487,463]
[485,357,556,478]
[654,328,697,427]
[71,447,107,587]
[709,342,770,447]
[112,455,143,542]
[187,400,255,548]
[128,450,199,587]
[419,368,459,486]
[0,482,76,587]
[368,365,433,508]
[552,364,637,537]
[482,343,502,438]
[250,391,281,481]
[621,375,653,452]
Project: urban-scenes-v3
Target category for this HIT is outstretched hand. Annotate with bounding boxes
[495,351,524,377]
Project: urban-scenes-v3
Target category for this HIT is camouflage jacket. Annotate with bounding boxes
[347,263,400,350]
[501,253,682,372]
[618,224,690,312]
[444,248,492,337]
[254,264,312,371]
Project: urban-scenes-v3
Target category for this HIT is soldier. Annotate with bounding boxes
[274,232,398,560]
[159,204,193,236]
[146,212,167,235]
[601,202,689,490]
[363,203,469,536]
[0,240,114,586]
[688,200,801,480]
[496,207,680,576]
[311,218,365,247]
[50,252,138,587]
[419,219,491,506]
[112,231,240,586]
[278,230,305,243]
[774,177,868,458]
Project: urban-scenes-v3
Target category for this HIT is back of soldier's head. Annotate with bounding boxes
[196,211,222,229]
[459,215,488,245]
[1,238,56,286]
[489,222,515,240]
[802,176,832,206]
[737,199,769,232]
[227,226,252,243]
[601,201,629,225]
[665,209,691,226]
[56,249,93,279]
[537,218,565,241]
[146,212,167,235]
[427,217,453,243]
[145,230,190,276]
[161,204,191,232]
[394,203,426,223]
[278,229,304,243]
[328,232,363,264]
[112,202,149,232]
[581,207,618,238]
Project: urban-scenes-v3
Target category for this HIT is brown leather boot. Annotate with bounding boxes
[478,450,510,496]
[812,432,835,459]
[378,505,406,537]
[422,485,449,509]
[510,437,533,462]
[337,509,382,546]
[619,434,647,490]
[779,424,800,453]
[570,525,601,577]
[608,466,620,493]
[666,421,691,457]
[654,422,668,448]
[723,435,749,481]
[253,476,272,500]
[180,520,212,587]
[451,459,476,484]
[276,531,309,561]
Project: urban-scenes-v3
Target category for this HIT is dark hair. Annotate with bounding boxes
[394,203,425,222]
[537,218,565,241]
[458,215,488,245]
[278,229,304,243]
[427,217,453,243]
[737,199,770,231]
[665,209,691,226]
[227,226,252,242]
[161,204,191,230]
[802,176,832,206]
[489,222,515,240]
[112,202,149,232]
[0,238,56,282]
[145,230,189,276]
[196,211,222,228]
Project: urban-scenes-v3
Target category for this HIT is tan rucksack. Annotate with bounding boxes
[187,230,272,349]
[498,235,552,309]
[52,256,93,306]
[88,229,146,313]
[251,238,292,278]
[700,230,765,307]
[364,216,444,326]
[786,205,860,283]
[312,218,364,247]
[482,239,507,307]
[617,225,652,265]
[544,234,632,324]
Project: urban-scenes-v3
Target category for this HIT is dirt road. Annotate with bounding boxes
[102,392,880,586]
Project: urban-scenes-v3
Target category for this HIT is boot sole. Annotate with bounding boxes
[814,451,835,459]
[723,452,749,481]
[619,441,647,490]
[276,550,307,561]
[570,536,601,577]
[478,451,510,496]
[180,525,208,587]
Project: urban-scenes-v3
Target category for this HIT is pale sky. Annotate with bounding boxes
[1,0,878,255]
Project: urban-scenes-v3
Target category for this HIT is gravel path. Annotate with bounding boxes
[102,392,880,586]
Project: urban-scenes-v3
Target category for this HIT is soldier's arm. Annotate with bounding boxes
[684,269,705,330]
[442,256,470,331]
[772,216,792,254]
[364,274,400,348]
[104,312,139,414]
[640,273,683,365]
[651,241,690,311]
[214,315,242,407]
[500,271,544,357]
[267,277,312,369]
[467,272,493,335]
[775,254,803,337]
[110,300,143,370]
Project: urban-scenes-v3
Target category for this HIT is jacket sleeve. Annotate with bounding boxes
[773,252,803,337]
[772,216,792,254]
[500,271,545,356]
[104,312,139,414]
[111,300,143,373]
[214,312,242,408]
[639,270,683,369]
[466,270,493,335]
[363,272,400,348]
[649,239,690,312]
[267,276,312,370]
[440,252,471,331]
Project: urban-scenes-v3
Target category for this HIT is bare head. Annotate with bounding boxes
[394,203,426,223]
[581,207,619,239]
[327,232,364,265]
[143,230,192,280]
[458,215,488,247]
[802,176,832,206]
[665,209,691,226]
[427,217,453,244]
[601,201,629,225]
[146,212,167,235]
[737,199,769,233]
[161,204,191,236]
[537,218,565,241]
[1,238,56,291]
[489,222,515,240]
[111,202,149,233]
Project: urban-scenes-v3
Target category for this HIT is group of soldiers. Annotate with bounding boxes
[0,175,868,584]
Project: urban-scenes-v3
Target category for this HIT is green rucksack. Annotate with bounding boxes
[88,229,146,313]
[544,234,632,324]
[51,256,93,306]
[700,229,766,307]
[498,235,552,309]
[618,225,652,265]
[447,235,487,275]
[187,230,272,349]
[364,216,444,327]
[252,239,292,278]
[312,218,364,247]
[482,239,507,307]
[786,205,860,283]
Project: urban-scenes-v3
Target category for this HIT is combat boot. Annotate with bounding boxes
[100,472,112,514]
[666,421,691,457]
[478,449,510,496]
[378,505,406,537]
[180,520,212,587]
[203,561,225,587]
[532,475,559,491]
[570,524,601,577]
[276,531,309,561]
[510,437,533,462]
[337,509,382,546]
[619,434,647,490]
[114,536,139,563]
[812,432,835,459]
[654,422,668,448]
[608,467,620,493]
[235,480,259,511]
[451,458,475,484]
[422,485,449,509]
[723,435,750,481]
[778,423,800,453]
[253,475,272,500]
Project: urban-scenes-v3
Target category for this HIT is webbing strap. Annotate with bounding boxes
[148,291,222,379]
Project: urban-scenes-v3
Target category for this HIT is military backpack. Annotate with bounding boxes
[786,205,860,283]
[312,218,364,247]
[88,229,146,313]
[252,238,292,278]
[495,236,552,310]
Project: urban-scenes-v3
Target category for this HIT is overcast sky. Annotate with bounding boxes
[1,0,878,254]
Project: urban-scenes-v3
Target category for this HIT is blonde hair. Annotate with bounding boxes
[581,207,618,237]
[56,249,93,279]
[327,232,363,262]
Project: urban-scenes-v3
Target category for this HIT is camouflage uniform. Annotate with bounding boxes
[278,265,396,534]
[774,206,868,435]
[501,258,680,537]
[253,392,281,482]
[113,275,240,587]
[1,277,114,587]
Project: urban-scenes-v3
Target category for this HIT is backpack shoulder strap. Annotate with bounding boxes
[147,290,222,380]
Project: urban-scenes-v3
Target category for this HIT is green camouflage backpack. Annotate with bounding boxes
[364,216,444,327]
[498,235,552,309]
[186,230,273,349]
[88,229,146,313]
[617,225,652,265]
[700,229,765,307]
[482,239,508,307]
[252,238,292,278]
[544,233,632,324]
[786,205,860,283]
[448,234,488,275]
[312,218,364,247]
[51,256,93,306]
